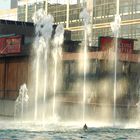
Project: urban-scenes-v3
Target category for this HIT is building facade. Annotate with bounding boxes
[0,1,139,119]
[17,0,140,49]
[17,0,140,104]
[0,8,17,21]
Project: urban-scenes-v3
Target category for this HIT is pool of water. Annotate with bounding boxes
[0,121,140,140]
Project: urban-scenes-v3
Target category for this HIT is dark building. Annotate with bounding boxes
[11,0,17,9]
[0,20,34,117]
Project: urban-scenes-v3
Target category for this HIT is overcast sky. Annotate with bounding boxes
[0,0,11,10]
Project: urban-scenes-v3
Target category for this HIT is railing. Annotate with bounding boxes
[0,46,7,54]
[62,51,140,63]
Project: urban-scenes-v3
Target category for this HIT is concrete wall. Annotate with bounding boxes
[0,100,15,117]
[130,63,140,73]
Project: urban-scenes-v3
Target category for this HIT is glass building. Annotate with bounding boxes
[17,0,140,49]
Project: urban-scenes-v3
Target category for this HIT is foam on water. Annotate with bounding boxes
[0,121,140,140]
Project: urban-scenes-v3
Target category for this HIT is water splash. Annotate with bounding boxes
[14,84,29,121]
[52,24,64,121]
[34,37,45,121]
[110,14,121,36]
[33,9,54,40]
[136,79,140,119]
[79,8,90,26]
[80,8,90,123]
[32,9,54,121]
[110,3,121,126]
[53,24,64,47]
[42,46,48,124]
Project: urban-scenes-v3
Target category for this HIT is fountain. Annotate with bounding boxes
[32,9,64,122]
[52,24,64,121]
[110,0,121,127]
[80,8,90,124]
[14,83,29,121]
[136,79,140,119]
[32,9,54,121]
[30,2,122,127]
[1,1,140,139]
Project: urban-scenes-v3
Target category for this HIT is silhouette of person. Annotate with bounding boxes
[83,124,88,130]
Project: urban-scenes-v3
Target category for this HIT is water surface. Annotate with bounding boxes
[0,122,139,140]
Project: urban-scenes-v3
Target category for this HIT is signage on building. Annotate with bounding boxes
[0,35,21,54]
[99,36,135,53]
[0,38,6,53]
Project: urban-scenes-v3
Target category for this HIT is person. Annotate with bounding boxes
[83,123,88,130]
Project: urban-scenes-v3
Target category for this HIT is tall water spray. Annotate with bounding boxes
[136,79,140,119]
[14,84,29,121]
[32,9,54,121]
[80,8,90,123]
[52,24,64,121]
[42,45,48,123]
[110,0,121,126]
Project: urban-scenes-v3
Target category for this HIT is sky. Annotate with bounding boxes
[0,0,11,10]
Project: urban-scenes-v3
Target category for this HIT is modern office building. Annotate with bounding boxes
[17,0,140,49]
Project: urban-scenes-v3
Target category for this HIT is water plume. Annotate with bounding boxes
[110,5,121,126]
[14,84,29,121]
[80,8,90,123]
[34,37,45,121]
[32,9,54,121]
[110,14,121,36]
[79,8,90,26]
[52,24,64,121]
